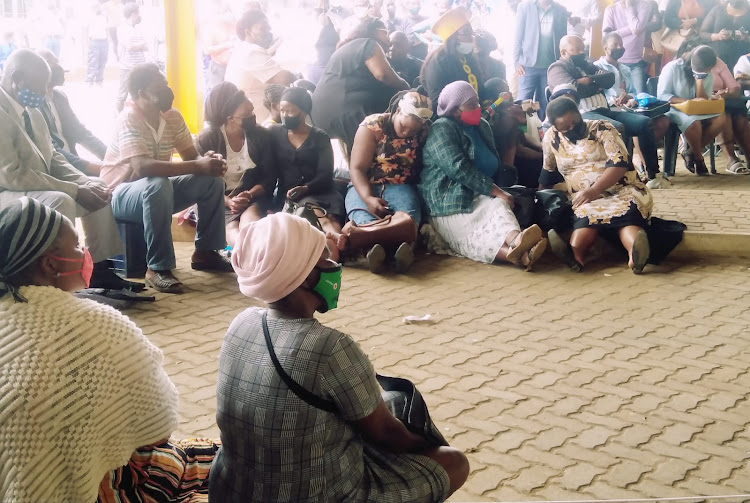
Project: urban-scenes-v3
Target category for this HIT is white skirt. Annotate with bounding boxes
[429,195,520,264]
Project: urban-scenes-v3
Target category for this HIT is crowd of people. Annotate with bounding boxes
[1,0,742,501]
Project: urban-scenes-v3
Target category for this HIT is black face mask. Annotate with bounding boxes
[563,120,588,143]
[50,65,65,87]
[241,115,256,132]
[150,88,174,112]
[570,54,587,68]
[609,48,625,61]
[281,115,302,130]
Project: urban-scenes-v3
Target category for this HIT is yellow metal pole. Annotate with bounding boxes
[164,0,201,133]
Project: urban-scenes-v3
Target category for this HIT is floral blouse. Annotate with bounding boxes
[361,113,429,185]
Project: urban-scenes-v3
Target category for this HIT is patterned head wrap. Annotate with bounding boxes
[397,92,433,121]
[0,197,63,302]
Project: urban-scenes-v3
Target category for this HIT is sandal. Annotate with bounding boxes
[506,224,543,264]
[523,238,548,272]
[547,229,583,272]
[681,149,695,174]
[631,230,650,275]
[694,158,709,176]
[726,160,750,175]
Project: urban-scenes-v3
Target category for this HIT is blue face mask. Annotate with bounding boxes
[693,72,709,80]
[17,88,45,108]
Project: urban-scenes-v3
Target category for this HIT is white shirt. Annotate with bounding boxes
[220,125,256,192]
[224,41,284,124]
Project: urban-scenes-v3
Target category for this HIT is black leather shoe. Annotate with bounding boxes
[89,267,146,292]
[191,251,234,272]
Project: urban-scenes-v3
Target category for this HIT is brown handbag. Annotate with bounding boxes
[342,210,418,251]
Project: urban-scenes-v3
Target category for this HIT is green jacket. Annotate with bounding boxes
[419,117,497,217]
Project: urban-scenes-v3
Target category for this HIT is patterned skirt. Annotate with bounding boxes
[97,439,220,503]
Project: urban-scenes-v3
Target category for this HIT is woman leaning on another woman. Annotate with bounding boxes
[541,97,653,274]
[346,91,433,274]
[418,81,548,270]
[210,212,469,502]
[658,44,726,175]
[196,81,277,248]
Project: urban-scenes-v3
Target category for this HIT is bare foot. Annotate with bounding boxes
[326,237,341,262]
[326,231,349,252]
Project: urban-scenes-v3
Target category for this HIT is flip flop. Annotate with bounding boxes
[631,230,650,275]
[523,238,548,272]
[506,224,543,264]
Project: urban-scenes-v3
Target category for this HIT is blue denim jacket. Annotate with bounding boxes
[513,0,569,69]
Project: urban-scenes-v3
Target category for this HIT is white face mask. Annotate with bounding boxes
[457,42,474,55]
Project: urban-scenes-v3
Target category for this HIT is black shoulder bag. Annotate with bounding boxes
[262,311,448,447]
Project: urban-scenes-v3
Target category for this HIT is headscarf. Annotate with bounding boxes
[280,86,313,116]
[437,80,478,117]
[231,213,326,304]
[0,197,63,302]
[396,92,433,121]
[204,81,248,129]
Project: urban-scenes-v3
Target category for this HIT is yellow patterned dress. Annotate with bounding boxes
[542,120,653,229]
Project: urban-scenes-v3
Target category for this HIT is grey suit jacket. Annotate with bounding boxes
[51,89,107,159]
[0,87,90,199]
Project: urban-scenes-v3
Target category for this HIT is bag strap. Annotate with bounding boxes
[262,311,337,413]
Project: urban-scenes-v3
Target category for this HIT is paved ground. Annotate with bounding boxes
[123,243,750,503]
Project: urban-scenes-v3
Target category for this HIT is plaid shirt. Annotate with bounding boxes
[419,117,496,217]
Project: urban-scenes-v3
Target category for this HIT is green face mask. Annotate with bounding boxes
[313,265,342,313]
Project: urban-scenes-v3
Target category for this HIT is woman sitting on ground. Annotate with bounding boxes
[541,97,653,274]
[658,44,726,176]
[196,81,277,248]
[419,81,547,270]
[210,212,469,502]
[345,91,433,274]
[0,197,216,503]
[268,86,347,260]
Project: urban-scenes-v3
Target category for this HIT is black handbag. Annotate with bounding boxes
[503,186,537,229]
[283,200,326,230]
[535,189,573,232]
[262,311,448,447]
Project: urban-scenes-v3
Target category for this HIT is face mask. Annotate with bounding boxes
[49,248,94,288]
[693,71,708,80]
[460,107,482,126]
[409,6,421,14]
[313,265,342,313]
[281,114,302,129]
[609,48,625,61]
[17,88,45,108]
[570,54,587,67]
[241,115,257,132]
[730,0,747,7]
[563,120,588,143]
[150,88,174,112]
[50,65,65,87]
[457,42,474,55]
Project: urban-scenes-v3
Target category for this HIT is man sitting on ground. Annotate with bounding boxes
[101,62,233,294]
[0,49,137,291]
[547,35,667,188]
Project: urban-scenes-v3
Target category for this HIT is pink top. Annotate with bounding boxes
[711,58,741,94]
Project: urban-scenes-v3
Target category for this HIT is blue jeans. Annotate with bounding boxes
[86,38,108,84]
[111,175,226,271]
[517,66,548,119]
[623,60,648,95]
[582,108,660,178]
[345,183,421,226]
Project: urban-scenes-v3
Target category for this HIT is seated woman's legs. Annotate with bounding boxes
[495,225,546,269]
[570,227,599,266]
[731,112,750,169]
[718,112,742,170]
[684,116,725,173]
[319,214,344,262]
[617,225,649,273]
[226,204,264,249]
[420,446,470,497]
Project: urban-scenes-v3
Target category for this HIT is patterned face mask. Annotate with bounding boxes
[17,88,45,108]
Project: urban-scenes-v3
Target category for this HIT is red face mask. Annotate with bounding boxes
[460,107,482,126]
[49,248,94,288]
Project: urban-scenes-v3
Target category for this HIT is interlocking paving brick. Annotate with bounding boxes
[123,243,750,501]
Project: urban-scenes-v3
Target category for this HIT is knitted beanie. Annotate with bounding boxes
[437,80,478,117]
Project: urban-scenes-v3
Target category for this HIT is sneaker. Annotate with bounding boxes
[145,270,184,294]
[646,173,672,190]
[394,243,415,274]
[366,244,386,274]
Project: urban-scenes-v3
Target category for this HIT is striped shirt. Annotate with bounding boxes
[101,104,194,187]
[118,22,148,70]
